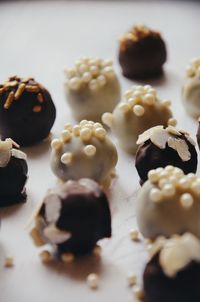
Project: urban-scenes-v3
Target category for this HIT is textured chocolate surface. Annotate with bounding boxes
[135,135,197,185]
[0,156,28,206]
[0,76,56,146]
[144,253,200,302]
[39,179,111,255]
[119,29,167,80]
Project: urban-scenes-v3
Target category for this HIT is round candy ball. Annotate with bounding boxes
[118,25,167,79]
[144,234,200,302]
[136,166,200,240]
[0,76,56,146]
[64,57,121,122]
[182,58,200,118]
[50,120,118,187]
[0,138,28,206]
[102,85,174,154]
[136,125,198,184]
[30,178,111,256]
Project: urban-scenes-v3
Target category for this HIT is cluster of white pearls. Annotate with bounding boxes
[186,57,200,78]
[148,166,200,209]
[117,85,172,118]
[64,57,116,91]
[120,25,152,43]
[51,120,108,165]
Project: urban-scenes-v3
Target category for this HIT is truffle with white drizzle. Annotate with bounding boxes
[64,57,121,122]
[135,125,197,184]
[136,166,200,240]
[50,120,118,187]
[118,25,167,79]
[102,85,175,154]
[0,75,56,146]
[144,233,200,302]
[0,138,28,206]
[30,179,111,257]
[182,57,200,118]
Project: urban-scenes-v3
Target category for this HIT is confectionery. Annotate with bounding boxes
[0,75,56,146]
[118,25,167,79]
[182,57,200,118]
[30,178,111,256]
[197,117,200,149]
[50,120,118,187]
[102,85,175,154]
[136,125,197,184]
[64,57,121,122]
[0,138,28,206]
[143,233,200,302]
[136,166,200,240]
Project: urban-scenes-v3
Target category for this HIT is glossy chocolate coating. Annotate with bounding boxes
[119,27,167,79]
[0,77,56,146]
[144,253,200,302]
[0,156,28,206]
[39,179,111,255]
[135,135,197,185]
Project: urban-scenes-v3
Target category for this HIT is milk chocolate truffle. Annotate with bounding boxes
[0,76,56,146]
[30,179,111,256]
[64,57,121,122]
[136,125,197,184]
[144,234,200,302]
[182,58,200,118]
[136,166,200,240]
[119,25,167,79]
[102,85,175,154]
[50,120,118,187]
[0,138,28,206]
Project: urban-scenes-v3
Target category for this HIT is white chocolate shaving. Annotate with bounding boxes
[43,224,71,244]
[44,195,61,223]
[11,149,27,160]
[159,233,200,277]
[0,139,12,167]
[168,138,191,161]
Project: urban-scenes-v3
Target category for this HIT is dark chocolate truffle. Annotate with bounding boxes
[143,234,200,302]
[119,25,167,79]
[0,76,56,146]
[0,138,28,206]
[30,179,111,257]
[135,125,197,184]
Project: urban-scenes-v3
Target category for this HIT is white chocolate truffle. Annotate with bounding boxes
[102,85,174,154]
[136,166,200,239]
[182,57,200,118]
[64,57,121,122]
[50,121,118,186]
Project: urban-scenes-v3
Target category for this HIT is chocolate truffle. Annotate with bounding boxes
[102,85,175,154]
[0,76,56,146]
[64,57,121,122]
[50,120,118,187]
[118,25,167,79]
[144,234,200,302]
[30,179,111,256]
[136,166,200,240]
[182,58,200,118]
[136,125,197,184]
[0,138,28,206]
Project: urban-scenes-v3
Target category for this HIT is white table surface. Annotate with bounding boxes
[0,1,200,301]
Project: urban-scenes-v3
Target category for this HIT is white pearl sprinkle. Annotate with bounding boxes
[148,170,159,183]
[87,273,99,289]
[178,177,190,189]
[95,128,106,140]
[162,99,171,107]
[191,180,200,194]
[168,118,177,126]
[97,75,106,87]
[119,103,131,113]
[102,112,113,128]
[61,152,73,165]
[130,229,140,241]
[162,184,175,197]
[51,139,62,150]
[61,130,71,142]
[150,188,163,203]
[143,93,155,105]
[83,145,96,156]
[80,128,92,141]
[82,72,92,83]
[127,272,137,286]
[73,125,80,136]
[180,193,194,209]
[133,105,145,117]
[89,79,98,91]
[68,77,81,90]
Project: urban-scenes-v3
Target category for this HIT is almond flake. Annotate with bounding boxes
[45,195,61,223]
[136,126,164,145]
[168,137,191,161]
[43,224,71,244]
[151,128,169,149]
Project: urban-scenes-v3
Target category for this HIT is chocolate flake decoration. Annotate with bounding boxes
[0,76,45,111]
[137,125,195,161]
